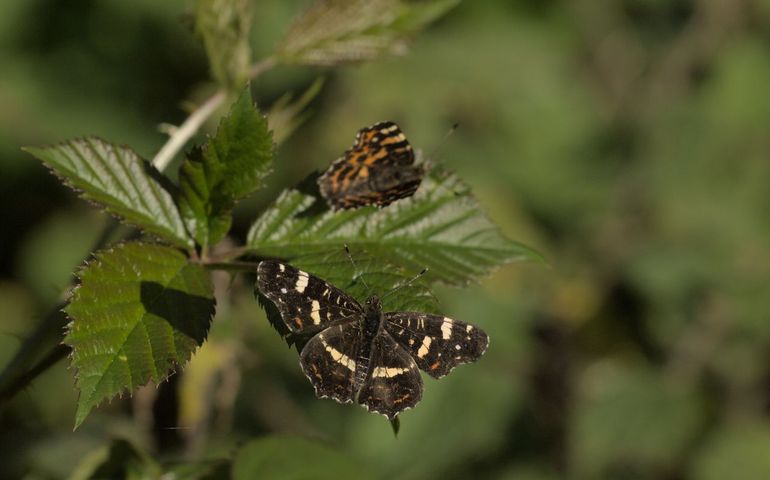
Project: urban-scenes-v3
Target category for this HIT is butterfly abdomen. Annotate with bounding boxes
[352,296,385,395]
[352,355,370,397]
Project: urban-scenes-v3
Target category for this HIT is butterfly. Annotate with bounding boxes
[317,121,425,210]
[256,260,489,419]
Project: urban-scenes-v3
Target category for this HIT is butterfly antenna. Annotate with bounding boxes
[381,268,428,300]
[425,122,459,162]
[344,244,371,293]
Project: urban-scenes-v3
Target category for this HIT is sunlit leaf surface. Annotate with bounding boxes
[24,138,192,248]
[247,168,543,291]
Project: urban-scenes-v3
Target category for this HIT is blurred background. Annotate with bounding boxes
[2,0,770,478]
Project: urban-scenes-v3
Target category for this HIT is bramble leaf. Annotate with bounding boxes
[287,248,439,314]
[178,87,275,248]
[277,0,459,66]
[24,138,192,249]
[195,0,252,90]
[247,167,543,290]
[64,242,215,429]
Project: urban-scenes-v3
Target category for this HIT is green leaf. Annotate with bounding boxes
[195,0,252,90]
[288,248,439,313]
[232,436,374,480]
[64,242,215,429]
[178,87,275,248]
[277,0,460,66]
[247,168,543,288]
[24,138,193,249]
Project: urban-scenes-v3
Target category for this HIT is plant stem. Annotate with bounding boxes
[0,345,70,406]
[248,56,278,78]
[152,90,226,171]
[152,56,277,171]
[0,306,68,406]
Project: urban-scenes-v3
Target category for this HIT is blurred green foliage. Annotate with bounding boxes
[2,0,770,478]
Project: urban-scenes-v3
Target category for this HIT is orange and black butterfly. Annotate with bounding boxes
[317,121,425,210]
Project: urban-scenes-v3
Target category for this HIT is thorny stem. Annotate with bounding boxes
[0,306,68,405]
[0,345,69,406]
[152,90,226,171]
[0,56,278,408]
[152,56,276,171]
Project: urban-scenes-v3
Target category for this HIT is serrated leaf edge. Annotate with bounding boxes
[23,139,194,249]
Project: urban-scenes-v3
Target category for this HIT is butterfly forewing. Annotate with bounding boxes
[384,312,489,379]
[317,121,424,210]
[353,121,415,166]
[299,322,362,404]
[356,332,423,419]
[256,260,362,333]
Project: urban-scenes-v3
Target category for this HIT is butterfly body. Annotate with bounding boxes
[318,121,425,210]
[349,296,383,397]
[256,260,489,419]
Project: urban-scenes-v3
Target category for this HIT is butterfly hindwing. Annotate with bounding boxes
[256,260,362,333]
[299,322,363,404]
[356,331,423,419]
[384,312,489,379]
[317,121,424,210]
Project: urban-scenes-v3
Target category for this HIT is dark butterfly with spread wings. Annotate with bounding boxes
[256,260,489,419]
[317,121,425,210]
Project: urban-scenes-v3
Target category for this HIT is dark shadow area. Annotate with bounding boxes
[294,170,329,219]
[529,317,571,473]
[577,279,666,365]
[12,0,208,120]
[142,156,182,199]
[139,282,215,345]
[467,316,571,479]
[0,171,71,278]
[151,375,182,452]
